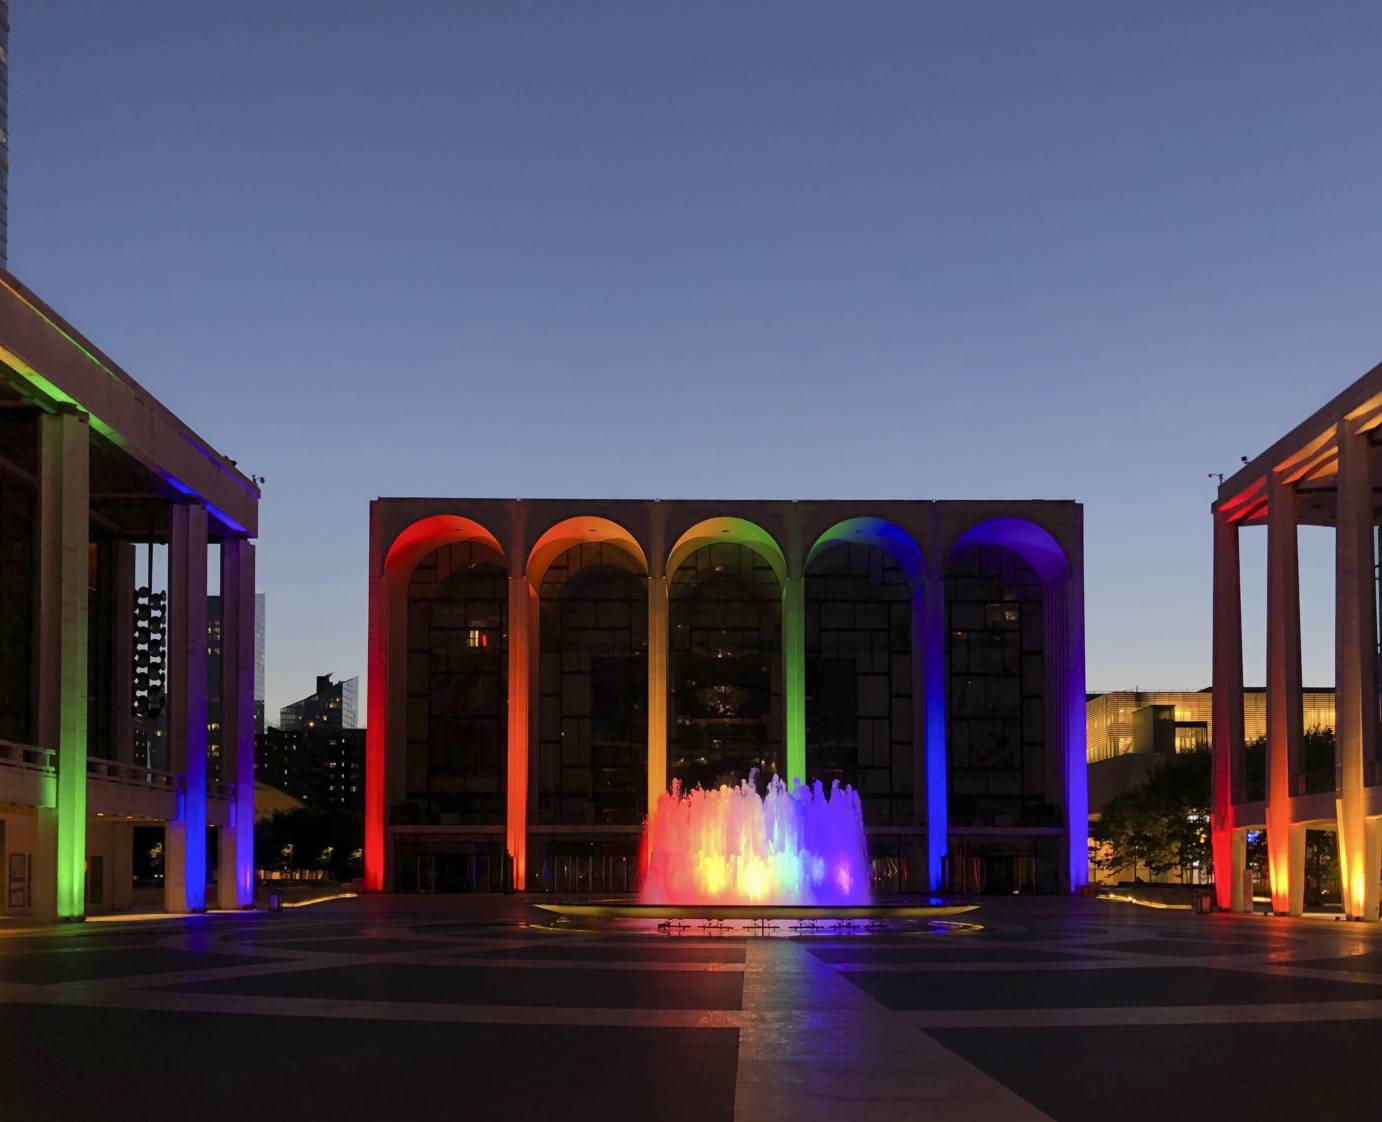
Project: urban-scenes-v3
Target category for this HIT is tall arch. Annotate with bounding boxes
[365,515,505,892]
[942,516,1083,893]
[529,521,649,891]
[804,524,919,845]
[664,518,786,793]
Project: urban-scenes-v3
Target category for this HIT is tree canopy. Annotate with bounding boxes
[1091,748,1210,879]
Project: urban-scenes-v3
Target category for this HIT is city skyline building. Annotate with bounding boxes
[256,724,364,812]
[278,672,357,731]
[208,591,266,775]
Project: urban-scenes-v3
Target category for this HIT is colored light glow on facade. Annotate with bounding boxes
[368,504,1087,898]
[641,772,871,906]
[947,517,1085,891]
[783,577,806,786]
[366,515,507,892]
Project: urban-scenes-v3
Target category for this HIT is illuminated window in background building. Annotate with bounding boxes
[536,542,648,826]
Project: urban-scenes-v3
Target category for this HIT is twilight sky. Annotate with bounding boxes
[13,2,1378,718]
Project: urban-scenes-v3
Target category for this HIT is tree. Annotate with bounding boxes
[1092,748,1211,880]
[1099,729,1341,903]
[255,808,363,882]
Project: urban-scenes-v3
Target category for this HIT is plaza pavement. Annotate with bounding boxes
[3,893,1381,1121]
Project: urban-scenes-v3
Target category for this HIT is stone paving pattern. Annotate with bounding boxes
[4,895,1382,1120]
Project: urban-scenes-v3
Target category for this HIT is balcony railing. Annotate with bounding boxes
[0,739,56,774]
[208,779,236,801]
[86,757,180,792]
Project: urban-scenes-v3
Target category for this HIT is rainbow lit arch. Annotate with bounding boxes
[806,516,925,585]
[665,516,797,783]
[365,514,506,892]
[806,517,934,877]
[527,515,648,586]
[944,516,1086,891]
[666,515,787,584]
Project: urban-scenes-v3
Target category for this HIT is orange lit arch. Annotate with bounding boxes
[527,515,647,586]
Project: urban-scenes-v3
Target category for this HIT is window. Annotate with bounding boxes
[805,542,913,826]
[405,541,507,824]
[536,542,648,826]
[669,542,782,792]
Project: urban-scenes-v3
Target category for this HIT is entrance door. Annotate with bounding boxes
[417,856,436,893]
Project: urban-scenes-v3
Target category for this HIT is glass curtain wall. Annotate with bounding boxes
[805,542,913,825]
[945,545,1053,828]
[535,542,648,825]
[404,541,507,825]
[669,542,782,792]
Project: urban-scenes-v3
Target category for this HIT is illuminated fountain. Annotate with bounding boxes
[640,771,871,906]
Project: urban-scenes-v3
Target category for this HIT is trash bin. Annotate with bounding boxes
[268,891,283,912]
[1193,888,1214,914]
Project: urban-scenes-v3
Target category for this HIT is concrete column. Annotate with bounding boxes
[165,502,209,913]
[112,541,136,765]
[218,539,255,908]
[1211,511,1247,910]
[1228,828,1248,913]
[1043,517,1088,893]
[1042,581,1082,893]
[783,574,806,787]
[1335,427,1380,920]
[918,575,947,891]
[364,527,390,892]
[35,408,90,922]
[1266,474,1306,915]
[506,572,531,890]
[647,571,669,811]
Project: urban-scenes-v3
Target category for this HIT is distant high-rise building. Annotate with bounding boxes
[0,2,10,266]
[207,592,267,775]
[256,725,365,812]
[279,673,357,732]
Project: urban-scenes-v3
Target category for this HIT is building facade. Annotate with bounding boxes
[256,725,365,812]
[279,673,356,732]
[1212,361,1382,920]
[0,273,259,921]
[1087,688,1337,764]
[208,591,266,771]
[366,498,1087,896]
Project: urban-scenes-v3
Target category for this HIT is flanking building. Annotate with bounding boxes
[0,274,259,921]
[1212,360,1382,920]
[1086,686,1336,814]
[366,498,1086,896]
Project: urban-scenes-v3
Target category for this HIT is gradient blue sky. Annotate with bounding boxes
[13,2,1378,717]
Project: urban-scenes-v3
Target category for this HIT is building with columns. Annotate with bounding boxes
[366,498,1086,896]
[1212,362,1382,920]
[0,273,259,922]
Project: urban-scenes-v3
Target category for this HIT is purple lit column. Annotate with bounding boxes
[166,502,209,913]
[919,573,947,891]
[1045,569,1088,893]
[218,538,256,908]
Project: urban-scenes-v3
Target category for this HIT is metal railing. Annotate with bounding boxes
[0,738,56,774]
